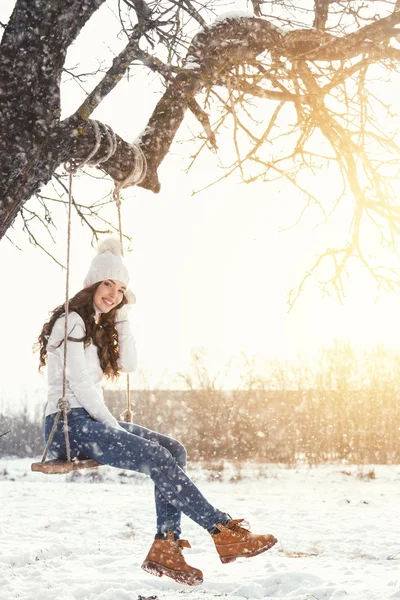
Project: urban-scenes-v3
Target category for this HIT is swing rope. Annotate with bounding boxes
[37,121,146,467]
[113,193,133,422]
[113,188,133,423]
[111,131,146,424]
[40,169,75,465]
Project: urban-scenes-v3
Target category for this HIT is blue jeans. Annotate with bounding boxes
[45,408,228,537]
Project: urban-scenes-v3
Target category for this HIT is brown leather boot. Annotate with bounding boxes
[211,519,277,564]
[141,531,203,586]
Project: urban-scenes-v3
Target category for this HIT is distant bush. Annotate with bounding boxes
[105,343,400,465]
[0,404,43,458]
[106,386,400,465]
[2,343,400,464]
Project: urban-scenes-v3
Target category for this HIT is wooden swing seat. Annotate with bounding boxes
[31,458,101,474]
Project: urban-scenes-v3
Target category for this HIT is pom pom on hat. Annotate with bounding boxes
[83,236,136,304]
[96,237,124,256]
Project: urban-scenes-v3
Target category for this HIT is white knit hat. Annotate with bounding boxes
[83,237,136,304]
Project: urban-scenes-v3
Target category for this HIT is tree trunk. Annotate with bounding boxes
[0,0,105,238]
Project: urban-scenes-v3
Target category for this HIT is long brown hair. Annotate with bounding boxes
[37,282,127,379]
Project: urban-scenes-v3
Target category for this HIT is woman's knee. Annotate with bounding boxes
[168,438,187,467]
[149,441,185,470]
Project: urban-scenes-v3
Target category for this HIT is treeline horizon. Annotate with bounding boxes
[1,341,399,464]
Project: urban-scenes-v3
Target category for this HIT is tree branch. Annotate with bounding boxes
[228,79,309,103]
[3,4,400,254]
[313,0,330,30]
[307,10,400,61]
[187,98,217,149]
[75,23,157,119]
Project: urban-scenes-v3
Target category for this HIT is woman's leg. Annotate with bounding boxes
[45,410,228,536]
[118,421,186,538]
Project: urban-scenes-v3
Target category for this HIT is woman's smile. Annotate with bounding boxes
[102,297,115,307]
[94,279,126,313]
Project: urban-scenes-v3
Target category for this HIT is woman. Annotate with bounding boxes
[38,238,277,587]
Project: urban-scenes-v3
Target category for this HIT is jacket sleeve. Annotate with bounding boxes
[115,306,137,373]
[50,312,123,430]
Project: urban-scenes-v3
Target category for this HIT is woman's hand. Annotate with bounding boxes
[115,305,130,323]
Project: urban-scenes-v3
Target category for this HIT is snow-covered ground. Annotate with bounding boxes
[1,459,399,600]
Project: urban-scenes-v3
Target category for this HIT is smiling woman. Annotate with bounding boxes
[84,237,137,307]
[94,280,127,313]
[37,237,137,422]
[30,235,277,587]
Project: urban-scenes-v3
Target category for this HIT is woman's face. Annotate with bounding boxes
[93,279,126,313]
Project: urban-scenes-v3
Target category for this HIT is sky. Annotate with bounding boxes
[2,0,400,412]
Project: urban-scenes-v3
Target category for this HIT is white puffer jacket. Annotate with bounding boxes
[44,305,137,430]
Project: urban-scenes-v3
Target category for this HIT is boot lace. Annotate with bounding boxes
[225,519,251,538]
[170,538,191,555]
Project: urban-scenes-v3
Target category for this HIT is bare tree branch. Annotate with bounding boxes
[3,1,400,302]
[75,20,157,119]
[313,0,330,30]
